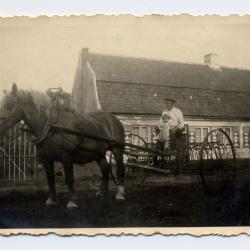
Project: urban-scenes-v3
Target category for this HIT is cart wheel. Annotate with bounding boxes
[125,134,150,187]
[199,129,236,195]
[107,134,150,187]
[125,163,149,187]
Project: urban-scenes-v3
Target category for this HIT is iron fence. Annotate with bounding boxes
[0,123,37,181]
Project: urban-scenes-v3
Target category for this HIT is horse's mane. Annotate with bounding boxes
[17,89,51,112]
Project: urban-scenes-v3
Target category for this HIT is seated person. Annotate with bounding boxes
[154,97,184,150]
[153,97,185,170]
[160,97,184,150]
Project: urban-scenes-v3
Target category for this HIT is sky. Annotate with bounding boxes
[0,15,250,97]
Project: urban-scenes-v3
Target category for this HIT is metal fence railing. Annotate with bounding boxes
[0,122,37,182]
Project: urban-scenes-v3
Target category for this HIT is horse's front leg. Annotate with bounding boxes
[42,159,57,206]
[62,159,78,209]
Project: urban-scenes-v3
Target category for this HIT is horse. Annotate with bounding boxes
[0,83,126,209]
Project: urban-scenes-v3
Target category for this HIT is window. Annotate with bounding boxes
[224,128,231,138]
[131,127,140,145]
[131,126,151,145]
[141,127,149,143]
[195,127,209,143]
[217,127,232,145]
[131,127,139,136]
[203,128,208,139]
[195,128,201,143]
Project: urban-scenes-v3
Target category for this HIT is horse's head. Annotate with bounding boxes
[0,83,24,135]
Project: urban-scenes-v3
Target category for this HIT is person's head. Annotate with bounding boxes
[161,113,170,123]
[164,98,175,110]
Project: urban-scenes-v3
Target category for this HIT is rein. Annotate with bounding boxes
[31,93,62,145]
[1,89,77,147]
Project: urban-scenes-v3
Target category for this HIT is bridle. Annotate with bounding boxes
[0,89,78,147]
[0,92,60,146]
[0,100,25,142]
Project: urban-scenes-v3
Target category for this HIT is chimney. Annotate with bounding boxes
[204,53,222,71]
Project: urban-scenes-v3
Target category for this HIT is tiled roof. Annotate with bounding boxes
[88,53,250,119]
[97,81,250,119]
[89,53,250,92]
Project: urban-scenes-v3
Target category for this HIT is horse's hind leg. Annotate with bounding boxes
[62,158,78,209]
[41,159,57,206]
[96,158,110,198]
[112,148,126,200]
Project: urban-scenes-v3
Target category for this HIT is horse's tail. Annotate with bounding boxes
[107,113,125,192]
[112,113,125,142]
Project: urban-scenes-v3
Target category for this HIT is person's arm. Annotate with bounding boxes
[160,112,163,123]
[160,111,167,123]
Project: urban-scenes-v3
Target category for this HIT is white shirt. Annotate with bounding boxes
[160,107,184,129]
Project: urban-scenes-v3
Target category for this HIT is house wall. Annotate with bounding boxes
[117,115,250,159]
[72,48,101,114]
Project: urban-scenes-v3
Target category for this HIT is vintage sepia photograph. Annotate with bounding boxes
[0,15,250,235]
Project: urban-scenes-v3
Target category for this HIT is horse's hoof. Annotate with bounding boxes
[45,197,57,206]
[67,200,79,209]
[115,193,126,200]
[96,190,103,197]
[96,190,108,198]
[115,185,125,200]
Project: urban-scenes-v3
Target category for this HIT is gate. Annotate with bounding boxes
[0,123,38,182]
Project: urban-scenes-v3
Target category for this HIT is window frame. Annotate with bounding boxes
[131,126,151,145]
[194,127,210,143]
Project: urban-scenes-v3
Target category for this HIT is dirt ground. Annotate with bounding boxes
[0,173,250,228]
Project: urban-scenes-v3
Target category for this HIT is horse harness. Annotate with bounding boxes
[30,88,118,154]
[31,88,76,146]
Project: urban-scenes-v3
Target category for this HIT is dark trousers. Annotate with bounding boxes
[153,127,186,168]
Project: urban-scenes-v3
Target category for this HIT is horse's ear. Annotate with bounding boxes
[11,82,18,96]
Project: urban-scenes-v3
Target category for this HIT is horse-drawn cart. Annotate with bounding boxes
[45,87,237,195]
[107,129,236,194]
[0,86,237,208]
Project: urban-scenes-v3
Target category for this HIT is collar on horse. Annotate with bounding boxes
[32,88,71,145]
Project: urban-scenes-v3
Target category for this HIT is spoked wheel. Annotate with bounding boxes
[107,134,150,187]
[125,134,151,187]
[199,129,237,195]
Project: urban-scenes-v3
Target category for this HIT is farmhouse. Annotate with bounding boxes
[72,48,250,159]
